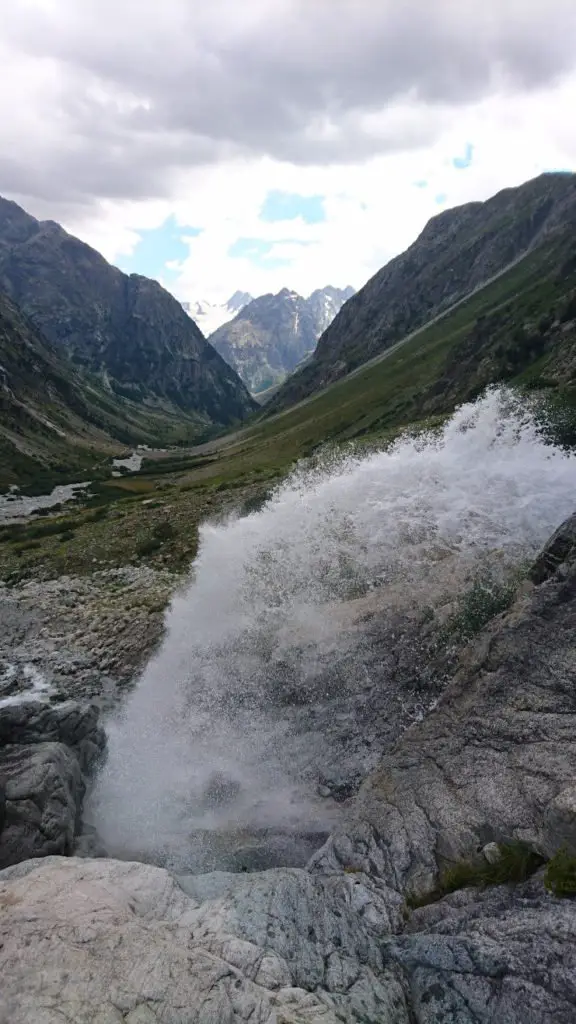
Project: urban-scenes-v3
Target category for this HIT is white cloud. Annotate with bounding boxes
[51,75,575,304]
[1,1,575,304]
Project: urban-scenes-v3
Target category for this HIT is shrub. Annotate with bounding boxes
[240,488,273,516]
[58,530,75,542]
[87,506,109,522]
[0,525,24,544]
[25,516,83,540]
[544,847,576,897]
[152,521,176,542]
[442,574,520,646]
[136,536,162,557]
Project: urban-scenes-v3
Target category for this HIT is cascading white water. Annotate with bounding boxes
[91,389,576,871]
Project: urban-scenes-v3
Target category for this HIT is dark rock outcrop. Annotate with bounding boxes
[271,172,576,409]
[0,196,256,426]
[0,290,127,488]
[0,700,105,868]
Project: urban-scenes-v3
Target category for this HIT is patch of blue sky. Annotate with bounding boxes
[228,237,311,268]
[414,179,428,189]
[260,190,326,224]
[435,193,448,205]
[120,216,201,282]
[452,143,474,170]
[228,238,275,260]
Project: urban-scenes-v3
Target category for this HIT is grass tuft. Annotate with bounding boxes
[544,847,576,897]
[406,842,545,909]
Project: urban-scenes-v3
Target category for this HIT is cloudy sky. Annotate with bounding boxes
[2,0,576,306]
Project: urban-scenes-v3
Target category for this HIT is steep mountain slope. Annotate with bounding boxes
[0,291,122,488]
[210,285,354,393]
[0,287,258,490]
[271,172,576,410]
[0,197,256,427]
[183,291,253,335]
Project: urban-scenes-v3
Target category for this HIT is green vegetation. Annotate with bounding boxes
[152,521,176,542]
[165,230,576,494]
[441,570,528,646]
[407,842,545,909]
[136,536,163,557]
[544,848,576,897]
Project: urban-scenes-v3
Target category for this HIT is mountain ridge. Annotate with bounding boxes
[0,196,256,427]
[182,291,254,335]
[269,172,576,411]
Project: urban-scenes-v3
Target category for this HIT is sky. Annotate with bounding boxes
[1,1,576,305]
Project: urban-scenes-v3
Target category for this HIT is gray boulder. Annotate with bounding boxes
[0,699,106,774]
[0,742,82,866]
[1,856,576,1023]
[388,874,576,1023]
[0,700,106,868]
[529,511,576,584]
[0,856,408,1024]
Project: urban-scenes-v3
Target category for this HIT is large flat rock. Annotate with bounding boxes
[0,856,408,1024]
[1,856,575,1023]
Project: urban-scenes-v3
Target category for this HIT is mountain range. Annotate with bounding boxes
[270,172,576,411]
[207,285,355,394]
[1,172,575,489]
[0,196,259,487]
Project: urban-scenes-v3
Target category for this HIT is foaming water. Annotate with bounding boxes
[91,390,576,870]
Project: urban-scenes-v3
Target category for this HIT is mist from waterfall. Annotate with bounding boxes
[91,389,576,871]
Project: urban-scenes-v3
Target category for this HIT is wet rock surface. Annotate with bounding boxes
[0,856,409,1024]
[1,515,576,1021]
[389,873,576,1023]
[313,513,576,900]
[1,854,576,1022]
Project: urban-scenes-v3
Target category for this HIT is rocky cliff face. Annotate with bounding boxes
[210,285,354,393]
[271,172,576,410]
[0,197,256,426]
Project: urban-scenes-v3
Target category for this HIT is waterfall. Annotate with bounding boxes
[91,388,576,871]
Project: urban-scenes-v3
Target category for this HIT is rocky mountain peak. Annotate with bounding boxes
[227,289,253,312]
[209,284,355,394]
